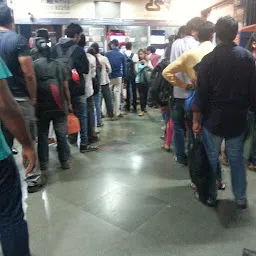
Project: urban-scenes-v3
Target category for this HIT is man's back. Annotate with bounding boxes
[106,49,126,79]
[0,30,30,98]
[170,36,199,99]
[197,43,256,138]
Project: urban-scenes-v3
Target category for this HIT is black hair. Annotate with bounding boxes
[176,25,186,39]
[0,4,12,26]
[125,42,132,50]
[215,16,238,42]
[36,38,51,60]
[36,28,49,41]
[246,33,256,51]
[186,17,204,36]
[91,42,100,54]
[198,21,215,42]
[146,45,156,53]
[111,39,119,47]
[65,23,83,39]
[77,34,86,48]
[87,47,96,56]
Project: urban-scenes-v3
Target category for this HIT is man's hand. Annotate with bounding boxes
[22,147,36,175]
[68,104,73,113]
[193,121,201,134]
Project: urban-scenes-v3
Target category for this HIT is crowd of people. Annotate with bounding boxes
[0,1,256,254]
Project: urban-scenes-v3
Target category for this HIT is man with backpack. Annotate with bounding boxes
[124,42,139,112]
[33,38,71,173]
[52,23,97,153]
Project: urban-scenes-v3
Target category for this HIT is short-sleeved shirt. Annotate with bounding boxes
[0,57,12,160]
[0,30,30,99]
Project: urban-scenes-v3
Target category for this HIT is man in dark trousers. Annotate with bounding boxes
[193,16,256,209]
[52,23,98,153]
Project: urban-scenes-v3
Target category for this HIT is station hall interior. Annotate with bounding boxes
[1,0,256,256]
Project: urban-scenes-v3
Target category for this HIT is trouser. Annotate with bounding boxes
[37,114,70,165]
[138,83,148,112]
[109,77,122,116]
[171,98,193,164]
[93,91,102,126]
[165,118,174,147]
[87,96,96,138]
[0,156,30,256]
[2,101,36,148]
[69,99,88,146]
[147,86,157,107]
[101,84,114,118]
[202,127,246,202]
[125,78,137,111]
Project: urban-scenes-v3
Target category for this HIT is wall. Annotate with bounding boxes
[9,0,227,25]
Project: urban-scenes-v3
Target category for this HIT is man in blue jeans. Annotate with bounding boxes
[193,16,256,209]
[0,57,36,255]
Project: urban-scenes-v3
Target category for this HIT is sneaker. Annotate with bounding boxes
[89,136,100,144]
[117,113,124,118]
[206,198,218,208]
[236,199,248,209]
[138,111,145,117]
[27,174,47,193]
[174,156,188,167]
[61,160,71,170]
[80,144,98,153]
[97,122,104,127]
[12,148,18,155]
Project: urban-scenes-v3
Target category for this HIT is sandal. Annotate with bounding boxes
[248,164,256,171]
[161,144,171,152]
[217,180,226,190]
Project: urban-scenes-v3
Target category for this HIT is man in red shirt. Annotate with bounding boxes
[146,45,160,68]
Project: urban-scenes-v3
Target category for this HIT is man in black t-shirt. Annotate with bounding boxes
[0,4,37,146]
[0,4,41,192]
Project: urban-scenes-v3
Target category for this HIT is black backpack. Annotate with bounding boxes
[93,56,102,95]
[55,44,85,97]
[151,59,173,107]
[188,135,210,204]
[34,58,65,118]
[126,53,135,80]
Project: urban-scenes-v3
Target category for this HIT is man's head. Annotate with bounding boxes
[91,42,100,54]
[65,23,83,43]
[215,16,238,44]
[77,34,86,48]
[146,45,156,55]
[111,39,119,49]
[36,28,49,42]
[197,21,215,43]
[125,42,132,50]
[0,4,13,29]
[176,25,186,40]
[186,17,204,38]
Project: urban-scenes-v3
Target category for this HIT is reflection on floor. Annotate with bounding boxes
[9,110,256,255]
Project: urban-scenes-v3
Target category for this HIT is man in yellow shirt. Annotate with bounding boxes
[163,21,215,89]
[162,21,215,166]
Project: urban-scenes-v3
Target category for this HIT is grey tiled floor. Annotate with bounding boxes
[10,110,256,255]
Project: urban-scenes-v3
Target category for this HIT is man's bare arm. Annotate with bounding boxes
[19,56,37,104]
[0,79,33,147]
[0,79,35,173]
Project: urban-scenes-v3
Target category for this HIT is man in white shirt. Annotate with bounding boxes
[91,42,115,119]
[124,42,139,112]
[169,17,204,166]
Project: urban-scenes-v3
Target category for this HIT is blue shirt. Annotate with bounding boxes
[105,49,126,79]
[194,43,256,138]
[0,57,12,160]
